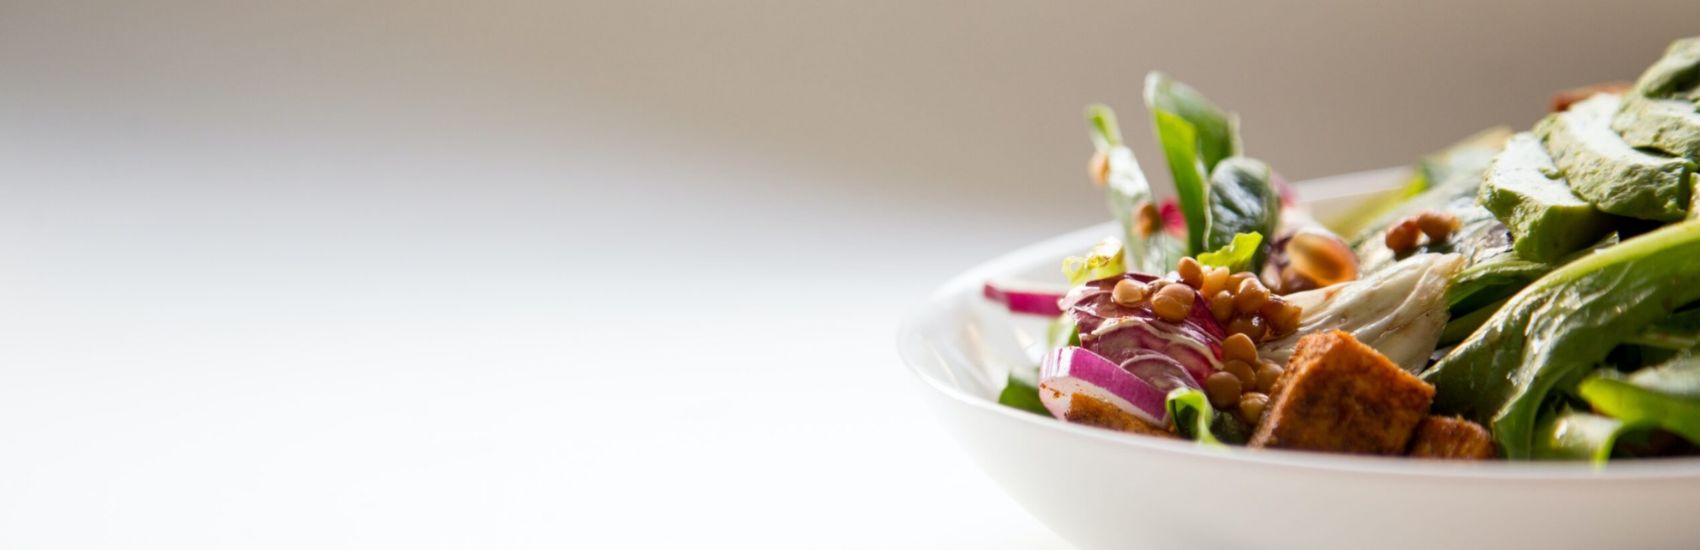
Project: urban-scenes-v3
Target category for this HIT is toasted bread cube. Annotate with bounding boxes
[1407,415,1498,459]
[1249,330,1435,454]
[1062,394,1175,438]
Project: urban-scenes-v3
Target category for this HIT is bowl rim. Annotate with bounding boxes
[898,188,1700,481]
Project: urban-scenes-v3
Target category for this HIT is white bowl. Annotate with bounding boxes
[898,168,1700,550]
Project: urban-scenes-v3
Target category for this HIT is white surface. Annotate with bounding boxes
[5,2,1700,549]
[900,214,1700,550]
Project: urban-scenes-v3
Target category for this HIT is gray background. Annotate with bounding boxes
[3,1,1697,548]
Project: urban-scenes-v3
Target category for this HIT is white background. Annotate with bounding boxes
[3,1,1698,548]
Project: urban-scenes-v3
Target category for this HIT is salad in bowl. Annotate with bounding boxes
[981,37,1700,462]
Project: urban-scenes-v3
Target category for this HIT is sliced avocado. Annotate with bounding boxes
[1613,95,1700,159]
[1630,37,1700,99]
[1538,94,1695,221]
[1478,133,1615,262]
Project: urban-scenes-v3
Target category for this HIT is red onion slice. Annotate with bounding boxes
[982,281,1068,316]
[1039,346,1171,426]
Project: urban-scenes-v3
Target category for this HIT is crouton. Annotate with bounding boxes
[1407,416,1498,459]
[1249,330,1435,454]
[1062,394,1175,438]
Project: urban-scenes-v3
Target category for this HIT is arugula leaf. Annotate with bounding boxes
[1196,232,1262,274]
[1422,219,1700,458]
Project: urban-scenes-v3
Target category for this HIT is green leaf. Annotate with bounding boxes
[1062,238,1127,285]
[1165,388,1248,445]
[1151,110,1211,255]
[1196,232,1263,273]
[1578,354,1700,445]
[1146,73,1240,256]
[1422,219,1700,458]
[1205,157,1281,271]
[1165,388,1220,445]
[1046,315,1081,349]
[997,374,1050,416]
[1143,72,1240,172]
[1445,257,1552,314]
[1623,309,1700,351]
[1533,409,1636,464]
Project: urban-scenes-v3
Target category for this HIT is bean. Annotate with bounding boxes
[1226,314,1267,342]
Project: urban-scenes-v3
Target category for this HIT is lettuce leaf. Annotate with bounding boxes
[1062,238,1127,285]
[1578,354,1700,445]
[1087,105,1173,273]
[1165,388,1246,445]
[1196,232,1262,273]
[1205,157,1280,271]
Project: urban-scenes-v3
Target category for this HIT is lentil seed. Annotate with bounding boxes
[1238,392,1269,424]
[1111,278,1149,307]
[1223,359,1257,388]
[1205,371,1242,409]
[1385,218,1421,254]
[1221,333,1258,364]
[1200,266,1230,298]
[1233,277,1269,314]
[1255,361,1284,393]
[1177,257,1204,289]
[1208,290,1235,322]
[1151,284,1196,322]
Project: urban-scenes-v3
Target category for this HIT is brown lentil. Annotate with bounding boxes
[1208,290,1235,323]
[1111,278,1149,307]
[1176,257,1204,289]
[1221,333,1259,364]
[1200,266,1230,298]
[1384,218,1421,255]
[1204,371,1242,409]
[1222,359,1257,388]
[1262,299,1302,337]
[1238,392,1269,424]
[1089,151,1110,187]
[1151,284,1196,322]
[1255,361,1284,393]
[1226,314,1267,342]
[1416,210,1461,243]
[1232,277,1269,315]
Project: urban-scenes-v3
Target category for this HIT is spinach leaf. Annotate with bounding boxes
[1578,353,1700,445]
[1165,388,1246,445]
[1533,409,1637,463]
[1146,73,1240,255]
[997,374,1050,416]
[1422,219,1700,458]
[1206,157,1280,270]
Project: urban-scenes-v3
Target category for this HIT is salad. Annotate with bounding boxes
[984,37,1700,462]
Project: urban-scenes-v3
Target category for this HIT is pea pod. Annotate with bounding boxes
[1422,219,1700,458]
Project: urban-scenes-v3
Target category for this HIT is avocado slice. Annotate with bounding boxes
[1613,95,1700,160]
[1538,94,1695,221]
[1478,133,1615,262]
[1630,37,1700,99]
